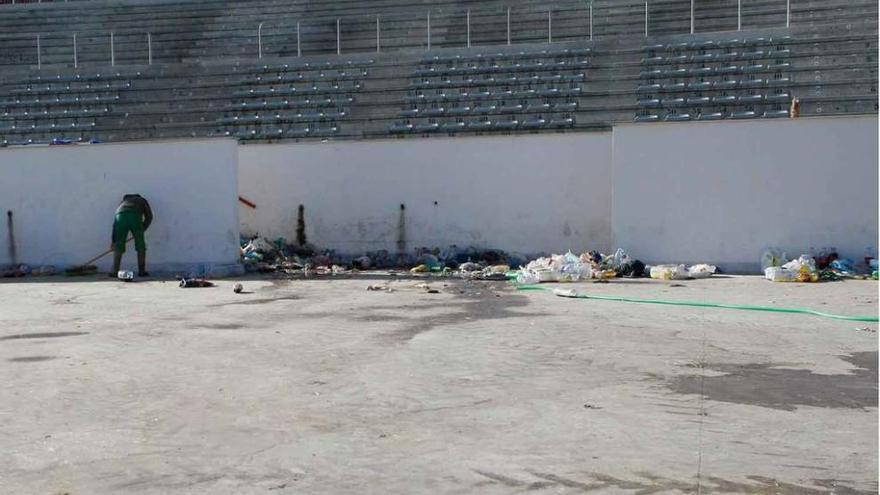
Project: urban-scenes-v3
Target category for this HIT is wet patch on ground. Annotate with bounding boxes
[208,294,300,307]
[668,351,878,411]
[7,356,58,362]
[379,281,544,343]
[0,331,88,341]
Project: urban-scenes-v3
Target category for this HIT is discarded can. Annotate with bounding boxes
[117,270,134,281]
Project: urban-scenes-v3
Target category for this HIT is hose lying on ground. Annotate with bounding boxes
[515,285,879,323]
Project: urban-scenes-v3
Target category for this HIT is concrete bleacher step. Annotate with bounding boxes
[0,0,876,144]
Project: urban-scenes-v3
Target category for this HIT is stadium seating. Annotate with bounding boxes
[0,0,875,143]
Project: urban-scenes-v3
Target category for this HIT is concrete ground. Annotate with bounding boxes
[0,274,877,494]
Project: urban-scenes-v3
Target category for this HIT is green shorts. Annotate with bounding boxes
[113,211,146,253]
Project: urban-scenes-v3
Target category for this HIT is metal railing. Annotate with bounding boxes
[0,0,68,4]
[0,1,801,69]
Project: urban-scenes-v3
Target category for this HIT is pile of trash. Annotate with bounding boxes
[515,248,716,284]
[1,264,56,278]
[762,248,878,282]
[240,236,527,278]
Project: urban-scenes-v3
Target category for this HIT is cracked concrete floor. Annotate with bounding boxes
[0,275,877,494]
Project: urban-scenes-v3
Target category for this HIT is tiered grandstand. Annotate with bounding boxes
[0,0,876,144]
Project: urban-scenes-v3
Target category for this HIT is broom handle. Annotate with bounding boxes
[82,237,133,266]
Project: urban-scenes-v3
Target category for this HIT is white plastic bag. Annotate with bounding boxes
[760,248,788,271]
[765,255,818,282]
[687,264,716,279]
[650,264,689,280]
[764,266,797,282]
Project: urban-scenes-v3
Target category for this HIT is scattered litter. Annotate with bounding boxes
[828,259,856,277]
[761,248,789,271]
[764,255,818,283]
[426,289,440,294]
[812,248,838,270]
[687,264,717,279]
[233,282,244,293]
[117,270,134,282]
[179,278,215,288]
[353,256,372,270]
[31,265,56,276]
[553,288,579,298]
[2,263,30,278]
[459,262,482,272]
[366,285,393,292]
[650,264,689,280]
[410,264,430,274]
[518,251,593,283]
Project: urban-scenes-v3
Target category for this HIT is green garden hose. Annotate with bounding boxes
[515,285,879,323]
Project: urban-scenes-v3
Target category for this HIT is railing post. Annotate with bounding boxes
[376,15,380,53]
[36,34,41,69]
[737,0,741,31]
[73,33,77,68]
[548,9,552,43]
[427,12,431,50]
[466,9,471,48]
[258,22,263,59]
[336,18,340,55]
[690,0,694,34]
[147,32,152,65]
[296,21,301,57]
[110,31,115,66]
[589,2,593,41]
[506,7,511,45]
[644,1,648,37]
[786,0,790,27]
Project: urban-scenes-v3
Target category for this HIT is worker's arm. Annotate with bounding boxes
[142,198,154,231]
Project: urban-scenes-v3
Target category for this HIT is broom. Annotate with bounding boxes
[65,237,133,276]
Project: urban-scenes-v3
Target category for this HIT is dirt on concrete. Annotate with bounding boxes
[0,275,876,494]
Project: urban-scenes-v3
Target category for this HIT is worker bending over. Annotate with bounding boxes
[111,194,153,277]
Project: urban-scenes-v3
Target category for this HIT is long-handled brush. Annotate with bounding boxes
[65,237,132,276]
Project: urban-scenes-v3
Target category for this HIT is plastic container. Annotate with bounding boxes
[117,270,134,281]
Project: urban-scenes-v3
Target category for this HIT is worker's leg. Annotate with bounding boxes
[130,215,148,277]
[110,251,123,277]
[110,213,130,276]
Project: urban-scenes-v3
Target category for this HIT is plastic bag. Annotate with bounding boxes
[516,270,540,285]
[518,252,591,283]
[829,259,856,277]
[687,264,716,279]
[243,237,274,254]
[650,264,689,280]
[782,255,818,282]
[766,255,818,282]
[760,248,788,271]
[764,266,798,282]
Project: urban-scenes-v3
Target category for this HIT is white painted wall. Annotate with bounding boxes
[612,116,879,272]
[0,139,241,273]
[239,133,613,256]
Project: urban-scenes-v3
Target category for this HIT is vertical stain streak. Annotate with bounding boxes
[396,203,406,256]
[296,204,307,247]
[6,210,16,265]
